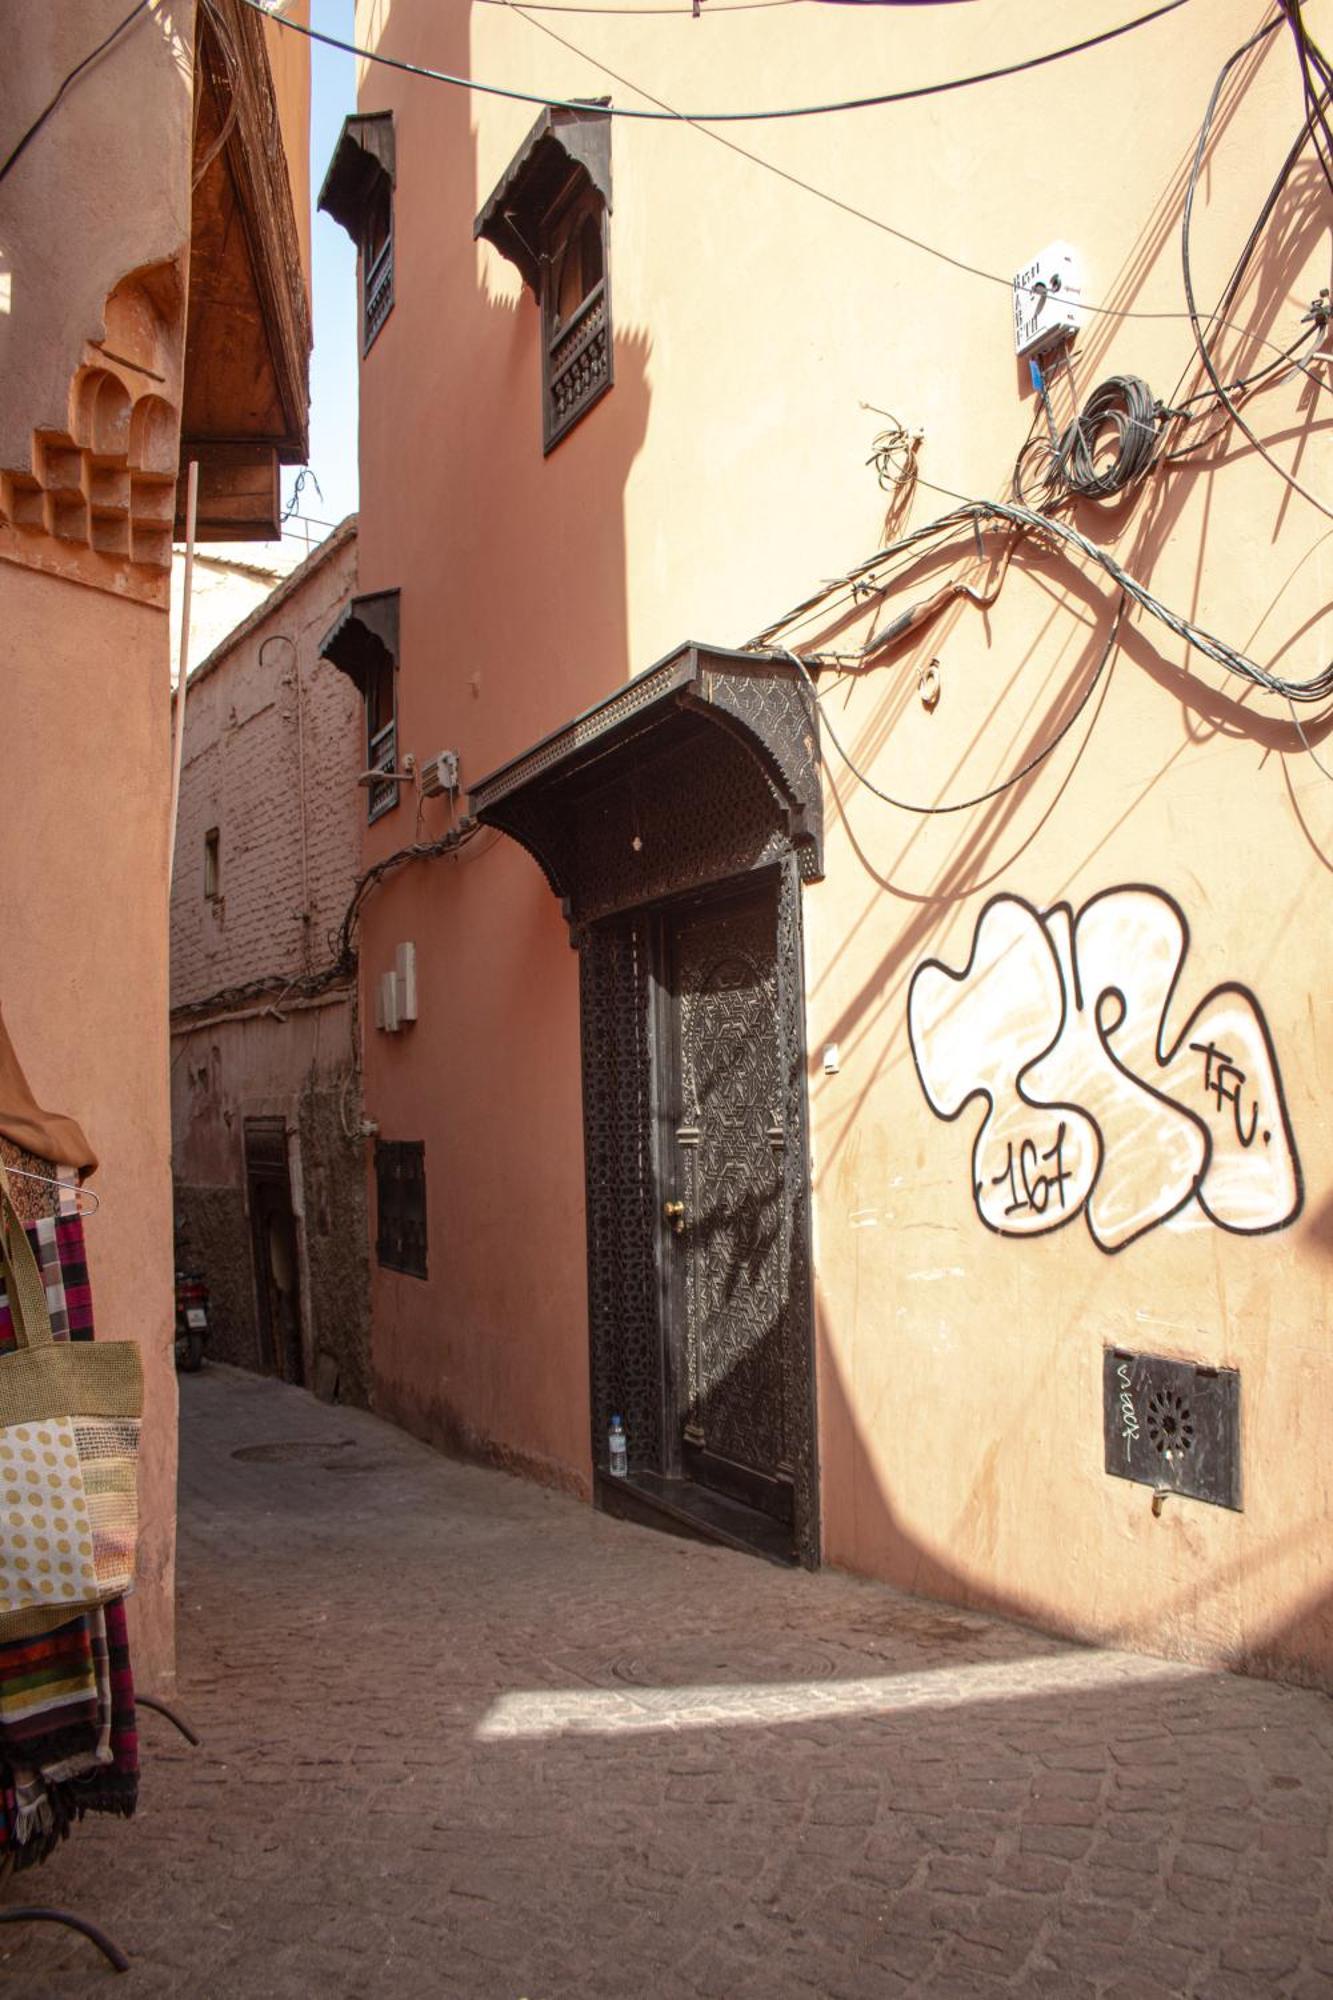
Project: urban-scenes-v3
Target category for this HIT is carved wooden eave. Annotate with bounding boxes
[474,100,612,298]
[320,588,400,694]
[318,112,396,241]
[178,0,313,539]
[469,643,823,925]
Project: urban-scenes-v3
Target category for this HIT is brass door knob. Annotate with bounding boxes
[664,1200,685,1235]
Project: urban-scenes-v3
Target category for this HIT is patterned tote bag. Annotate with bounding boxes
[0,1164,142,1644]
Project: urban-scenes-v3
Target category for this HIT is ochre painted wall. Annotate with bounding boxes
[350,0,1333,1682]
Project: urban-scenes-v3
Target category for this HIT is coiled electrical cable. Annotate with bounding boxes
[1054,375,1161,500]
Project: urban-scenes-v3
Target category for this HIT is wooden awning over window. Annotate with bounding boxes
[320,589,400,694]
[317,112,396,242]
[474,100,612,297]
[469,643,823,926]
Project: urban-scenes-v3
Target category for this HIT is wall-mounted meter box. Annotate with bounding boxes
[1012,241,1083,356]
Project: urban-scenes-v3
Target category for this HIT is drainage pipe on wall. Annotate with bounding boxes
[167,458,199,895]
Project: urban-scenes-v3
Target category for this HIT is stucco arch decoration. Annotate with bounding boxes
[0,264,183,595]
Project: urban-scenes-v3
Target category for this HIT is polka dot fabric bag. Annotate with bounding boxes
[0,1162,141,1644]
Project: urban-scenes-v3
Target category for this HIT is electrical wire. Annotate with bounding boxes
[775,596,1125,815]
[175,814,488,1024]
[935,493,1333,702]
[254,0,1305,362]
[244,0,1193,124]
[1279,0,1333,193]
[194,0,242,189]
[748,514,975,649]
[0,0,150,185]
[1180,9,1333,524]
[335,819,483,969]
[509,0,1318,362]
[472,0,802,13]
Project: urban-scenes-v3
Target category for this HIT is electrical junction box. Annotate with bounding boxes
[396,942,418,1023]
[420,750,460,797]
[376,944,418,1033]
[1013,241,1083,357]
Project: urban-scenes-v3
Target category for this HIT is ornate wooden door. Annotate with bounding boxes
[666,881,793,1526]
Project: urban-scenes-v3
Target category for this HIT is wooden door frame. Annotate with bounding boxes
[581,853,820,1566]
[469,644,826,1566]
[243,1118,305,1386]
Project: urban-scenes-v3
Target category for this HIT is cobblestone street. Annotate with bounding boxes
[2,1365,1331,1998]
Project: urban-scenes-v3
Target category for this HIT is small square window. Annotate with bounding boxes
[204,827,220,899]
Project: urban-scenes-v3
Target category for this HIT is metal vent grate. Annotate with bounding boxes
[1103,1349,1241,1510]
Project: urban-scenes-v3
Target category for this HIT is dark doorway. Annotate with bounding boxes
[661,879,794,1534]
[469,644,825,1565]
[244,1120,305,1386]
[580,857,818,1568]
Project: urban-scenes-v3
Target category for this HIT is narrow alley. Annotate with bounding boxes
[3,1365,1330,2000]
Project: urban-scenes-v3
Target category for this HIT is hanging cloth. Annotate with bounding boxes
[0,1006,96,1178]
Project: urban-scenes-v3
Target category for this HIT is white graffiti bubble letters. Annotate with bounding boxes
[907,885,1302,1255]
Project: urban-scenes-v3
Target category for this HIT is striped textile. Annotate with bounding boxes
[0,1204,138,1863]
[0,1210,93,1353]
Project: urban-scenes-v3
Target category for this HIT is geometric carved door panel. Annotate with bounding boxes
[667,882,793,1524]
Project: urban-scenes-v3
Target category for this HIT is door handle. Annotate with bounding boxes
[663,1199,685,1235]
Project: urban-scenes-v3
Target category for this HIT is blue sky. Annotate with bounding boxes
[282,0,359,535]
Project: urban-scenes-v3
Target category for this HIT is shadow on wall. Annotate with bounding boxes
[357,6,655,1492]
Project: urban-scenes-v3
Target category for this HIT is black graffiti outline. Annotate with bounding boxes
[907,883,1304,1256]
[906,891,1100,1251]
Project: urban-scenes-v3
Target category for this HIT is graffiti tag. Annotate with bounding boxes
[906,886,1302,1255]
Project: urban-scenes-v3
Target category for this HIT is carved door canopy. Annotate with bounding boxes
[469,643,823,925]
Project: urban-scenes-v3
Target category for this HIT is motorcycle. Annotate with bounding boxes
[174,1268,210,1373]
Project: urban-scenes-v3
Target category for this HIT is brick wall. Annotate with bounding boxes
[170,522,362,1006]
[169,522,373,1403]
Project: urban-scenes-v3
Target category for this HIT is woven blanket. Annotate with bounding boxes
[0,1205,138,1863]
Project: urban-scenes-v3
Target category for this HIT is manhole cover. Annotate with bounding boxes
[231,1439,355,1465]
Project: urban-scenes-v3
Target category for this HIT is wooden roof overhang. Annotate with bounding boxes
[178,0,312,540]
[469,643,823,927]
[318,112,396,241]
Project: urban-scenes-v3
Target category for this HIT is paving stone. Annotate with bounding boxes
[0,1365,1329,2000]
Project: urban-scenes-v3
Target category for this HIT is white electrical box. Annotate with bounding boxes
[1012,241,1083,357]
[396,942,418,1023]
[420,750,460,798]
[377,969,400,1034]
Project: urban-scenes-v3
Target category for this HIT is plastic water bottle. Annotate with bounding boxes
[608,1413,628,1478]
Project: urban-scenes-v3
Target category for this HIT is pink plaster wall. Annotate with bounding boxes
[350,0,1333,1683]
[0,2,193,472]
[0,566,177,1685]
